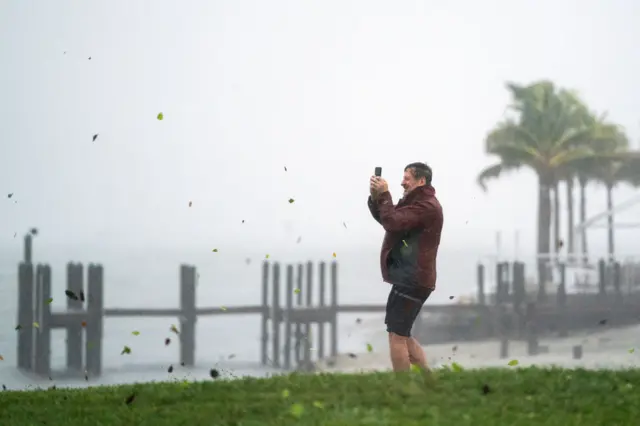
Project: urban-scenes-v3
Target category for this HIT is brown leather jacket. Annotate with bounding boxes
[367,185,443,292]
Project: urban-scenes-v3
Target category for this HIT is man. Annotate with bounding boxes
[368,162,443,372]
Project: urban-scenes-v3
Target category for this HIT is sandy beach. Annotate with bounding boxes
[313,319,640,374]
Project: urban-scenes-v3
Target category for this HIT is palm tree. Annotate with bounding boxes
[572,127,640,262]
[477,80,595,301]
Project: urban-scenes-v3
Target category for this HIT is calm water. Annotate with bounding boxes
[0,244,491,390]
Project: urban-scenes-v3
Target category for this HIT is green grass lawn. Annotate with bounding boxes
[1,367,639,426]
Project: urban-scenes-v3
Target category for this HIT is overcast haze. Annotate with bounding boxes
[2,0,640,262]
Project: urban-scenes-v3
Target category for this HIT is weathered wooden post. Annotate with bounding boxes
[17,262,34,371]
[294,263,303,365]
[34,264,52,377]
[270,262,281,368]
[525,302,539,355]
[179,265,196,367]
[598,258,606,296]
[572,344,583,360]
[24,233,33,263]
[283,264,294,370]
[477,263,485,305]
[66,262,84,372]
[301,261,314,370]
[260,261,269,366]
[495,262,504,305]
[330,261,338,359]
[318,261,326,360]
[613,262,622,306]
[86,264,104,377]
[557,262,568,337]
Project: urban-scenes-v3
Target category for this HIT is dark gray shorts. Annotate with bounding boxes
[384,285,431,337]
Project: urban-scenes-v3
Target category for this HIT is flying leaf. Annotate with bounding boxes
[132,331,140,336]
[65,290,79,301]
[348,353,357,358]
[47,298,53,304]
[168,365,173,373]
[294,288,301,294]
[449,296,455,300]
[343,222,347,228]
[288,198,295,204]
[402,240,408,247]
[410,364,421,373]
[15,325,21,331]
[121,346,131,355]
[221,306,227,311]
[289,403,304,419]
[212,248,218,253]
[92,134,98,142]
[332,252,336,258]
[508,359,519,366]
[157,112,164,120]
[366,343,373,353]
[451,362,464,372]
[188,201,192,207]
[7,193,13,198]
[313,401,325,409]
[282,389,290,398]
[33,322,39,329]
[164,338,171,346]
[125,393,136,405]
[284,166,287,171]
[629,348,635,354]
[170,325,180,335]
[209,368,220,379]
[265,254,270,259]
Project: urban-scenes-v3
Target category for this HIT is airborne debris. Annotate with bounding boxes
[7,193,13,198]
[508,359,519,366]
[131,331,140,336]
[284,166,287,171]
[348,353,357,358]
[209,368,220,379]
[296,236,302,244]
[355,318,362,324]
[157,112,164,120]
[170,324,180,335]
[188,201,192,207]
[449,295,455,300]
[332,252,336,258]
[80,291,85,302]
[125,393,136,405]
[482,384,491,395]
[65,290,79,301]
[165,337,171,346]
[30,228,38,236]
[288,198,295,204]
[92,134,98,142]
[168,365,173,373]
[366,343,373,353]
[343,222,347,228]
[121,346,131,355]
[294,288,301,294]
[599,319,607,325]
[212,249,218,253]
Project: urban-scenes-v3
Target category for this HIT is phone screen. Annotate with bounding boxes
[374,167,382,177]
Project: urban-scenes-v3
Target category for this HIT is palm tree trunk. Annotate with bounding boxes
[579,177,588,265]
[606,183,615,262]
[553,181,561,262]
[566,178,575,261]
[537,174,552,302]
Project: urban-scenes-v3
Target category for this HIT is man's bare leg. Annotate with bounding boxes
[388,332,411,372]
[407,337,429,371]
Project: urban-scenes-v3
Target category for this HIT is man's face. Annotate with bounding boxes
[401,168,424,196]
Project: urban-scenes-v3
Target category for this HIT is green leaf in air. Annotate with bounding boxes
[508,359,519,366]
[294,288,301,294]
[32,322,39,329]
[46,298,53,304]
[366,343,373,353]
[131,331,140,336]
[121,346,131,355]
[288,198,295,204]
[629,348,635,354]
[289,403,304,418]
[157,112,164,120]
[451,362,464,372]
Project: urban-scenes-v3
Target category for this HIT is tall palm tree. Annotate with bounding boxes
[478,80,595,301]
[572,127,640,261]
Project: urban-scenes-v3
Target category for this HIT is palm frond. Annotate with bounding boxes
[477,163,507,192]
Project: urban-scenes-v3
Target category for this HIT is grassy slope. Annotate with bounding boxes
[1,367,639,426]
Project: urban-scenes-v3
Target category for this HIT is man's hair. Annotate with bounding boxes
[404,162,432,185]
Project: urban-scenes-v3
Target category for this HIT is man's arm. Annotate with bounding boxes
[376,191,429,232]
[367,195,382,224]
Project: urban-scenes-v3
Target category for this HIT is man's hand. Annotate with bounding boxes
[370,176,389,199]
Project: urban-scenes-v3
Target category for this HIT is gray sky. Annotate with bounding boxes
[2,0,640,259]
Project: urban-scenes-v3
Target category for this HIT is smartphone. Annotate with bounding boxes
[374,167,382,177]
